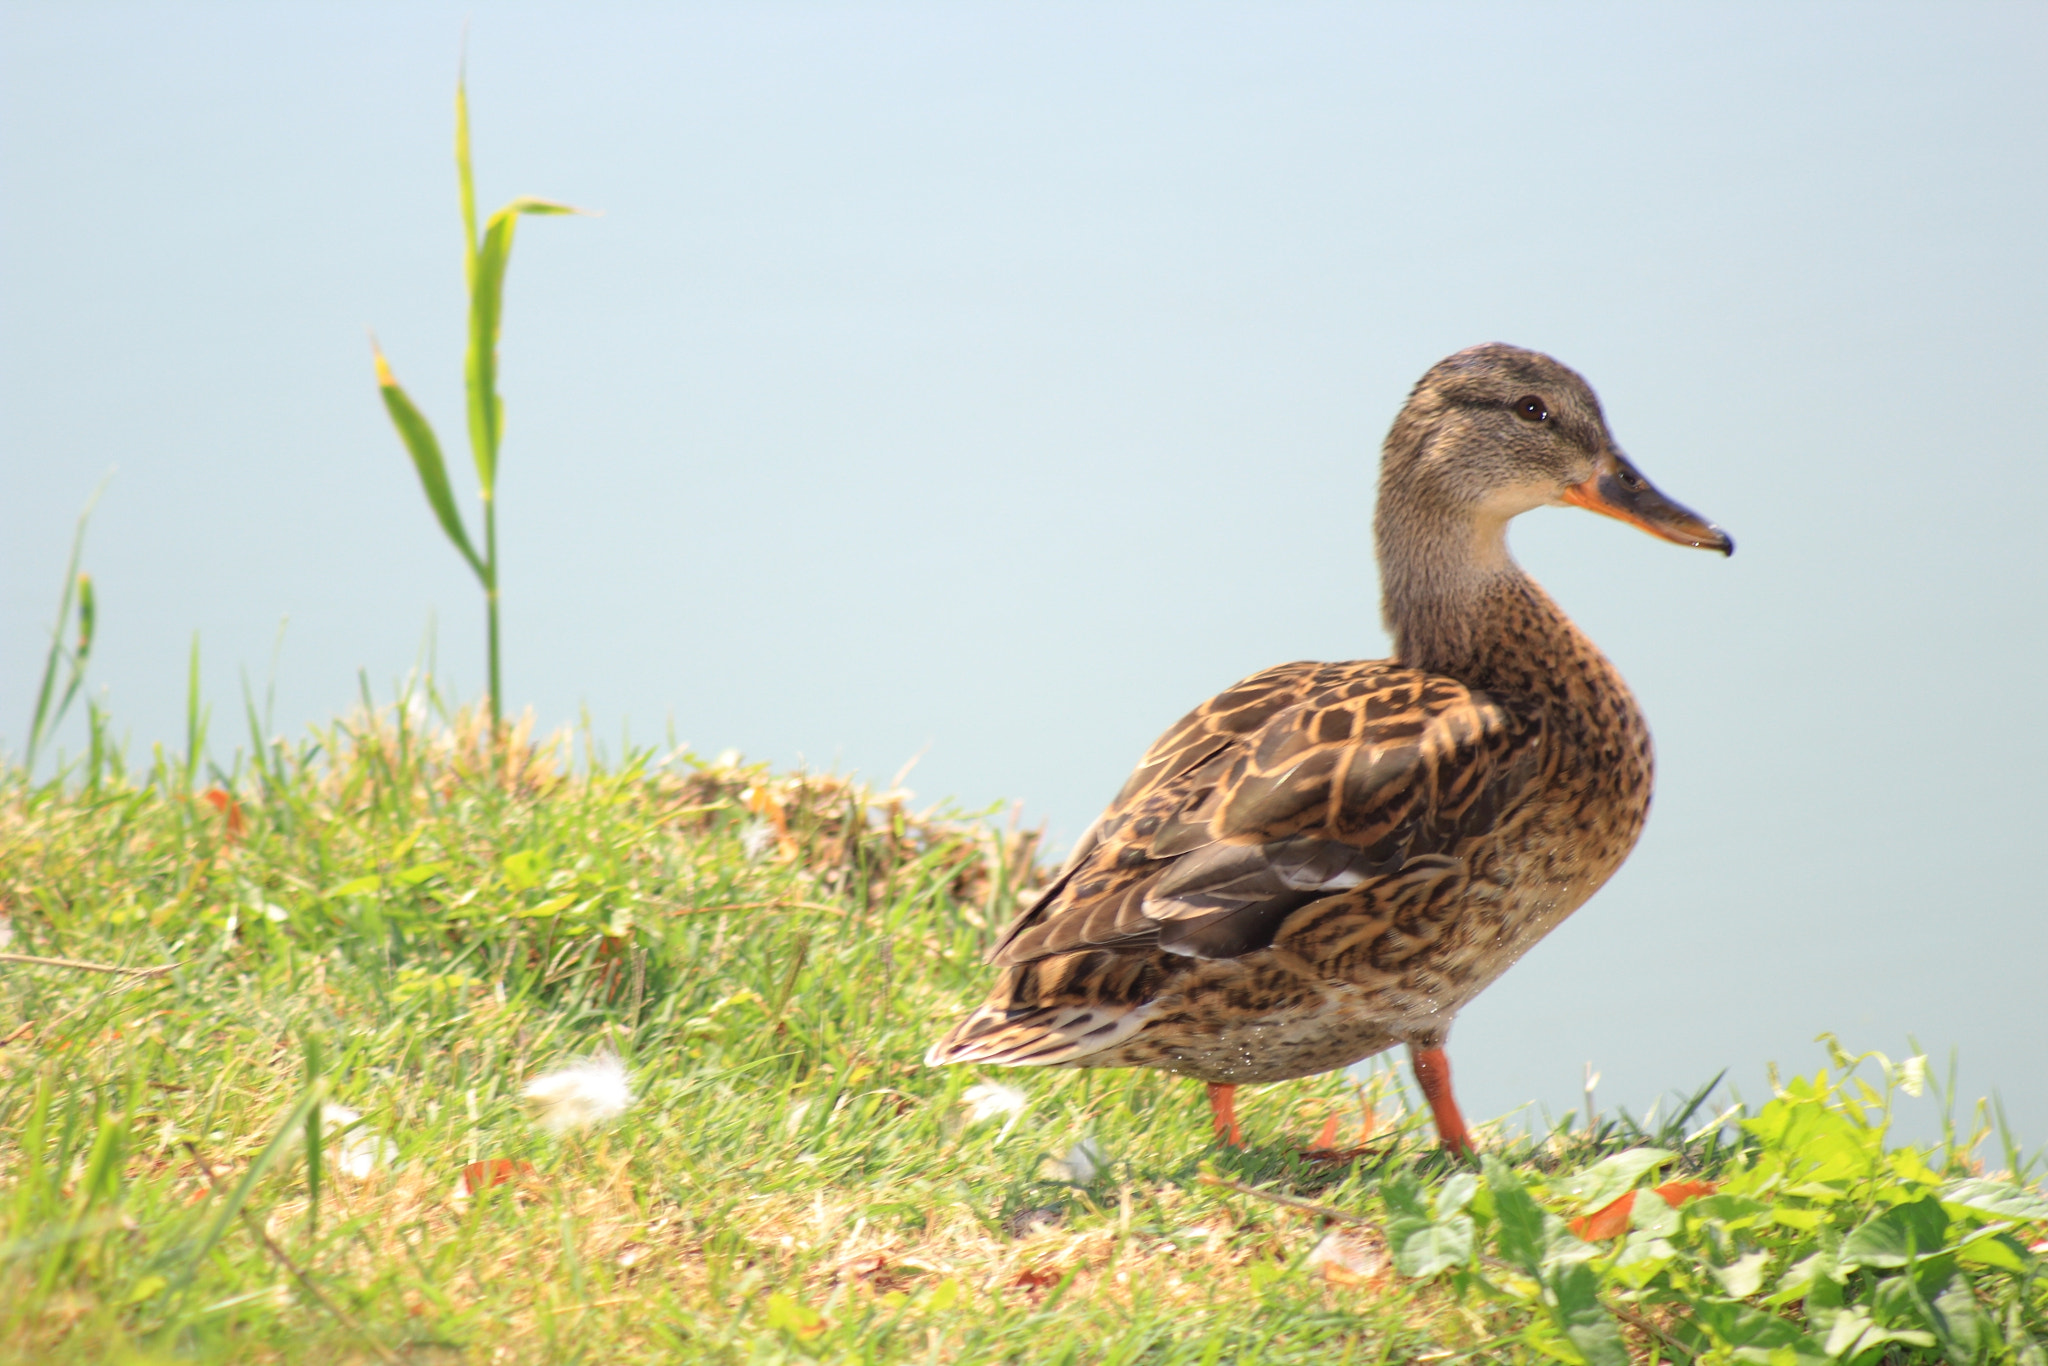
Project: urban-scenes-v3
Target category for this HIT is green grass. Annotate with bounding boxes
[2,688,2044,1364]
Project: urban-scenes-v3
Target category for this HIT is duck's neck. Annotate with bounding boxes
[1374,495,1581,693]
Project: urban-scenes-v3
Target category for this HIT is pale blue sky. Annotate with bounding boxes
[4,2,2044,1145]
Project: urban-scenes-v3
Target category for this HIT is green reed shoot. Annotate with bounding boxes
[372,76,579,740]
[22,489,101,776]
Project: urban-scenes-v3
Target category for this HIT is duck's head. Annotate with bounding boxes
[1378,342,1733,558]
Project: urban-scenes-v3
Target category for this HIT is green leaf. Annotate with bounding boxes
[1691,1300,1829,1363]
[1437,1172,1480,1218]
[1822,1306,1935,1359]
[1942,1177,2048,1221]
[1926,1267,2001,1360]
[393,861,449,886]
[1768,1205,1825,1231]
[1767,1249,1831,1306]
[1714,1248,1772,1298]
[501,849,545,891]
[456,78,478,287]
[1548,1261,1628,1366]
[1553,1147,1675,1212]
[1610,1233,1677,1287]
[374,347,485,580]
[1690,1192,1772,1227]
[1391,1214,1473,1279]
[1382,1169,1429,1222]
[123,1274,167,1306]
[465,210,514,492]
[763,1291,825,1339]
[1627,1187,1682,1238]
[1840,1197,1950,1270]
[1955,1230,2033,1273]
[465,197,585,496]
[501,195,579,217]
[1484,1154,1547,1274]
[325,874,382,899]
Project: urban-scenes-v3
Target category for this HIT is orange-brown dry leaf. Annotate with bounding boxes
[1570,1191,1636,1240]
[461,1158,539,1194]
[200,787,247,841]
[1654,1179,1717,1205]
[1570,1178,1716,1240]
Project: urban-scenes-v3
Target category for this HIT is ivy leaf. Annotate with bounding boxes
[1547,1261,1628,1366]
[1840,1197,1950,1270]
[1942,1178,2048,1222]
[1483,1154,1548,1274]
[1714,1248,1772,1298]
[1381,1169,1429,1222]
[1823,1306,1936,1359]
[1955,1231,2033,1273]
[1391,1214,1473,1280]
[1437,1171,1480,1218]
[1692,1300,1831,1363]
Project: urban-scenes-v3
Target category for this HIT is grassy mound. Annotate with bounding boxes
[3,702,2043,1363]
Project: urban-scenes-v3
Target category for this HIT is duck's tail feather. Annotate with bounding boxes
[924,1000,1151,1068]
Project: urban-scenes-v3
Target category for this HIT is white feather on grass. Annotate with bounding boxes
[960,1082,1028,1125]
[523,1054,634,1134]
[1040,1137,1105,1184]
[309,1103,398,1178]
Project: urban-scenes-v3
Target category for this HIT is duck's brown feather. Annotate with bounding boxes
[929,577,1651,1085]
[989,661,1546,966]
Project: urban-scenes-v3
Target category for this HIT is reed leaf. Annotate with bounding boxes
[373,346,484,580]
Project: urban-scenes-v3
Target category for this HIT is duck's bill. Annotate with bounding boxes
[1562,454,1734,556]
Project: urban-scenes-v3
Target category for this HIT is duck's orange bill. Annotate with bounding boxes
[1562,455,1734,556]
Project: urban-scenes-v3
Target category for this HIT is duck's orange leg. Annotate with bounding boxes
[1206,1082,1243,1147]
[1408,1045,1474,1157]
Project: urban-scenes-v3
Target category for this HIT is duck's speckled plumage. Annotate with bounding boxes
[927,344,1730,1140]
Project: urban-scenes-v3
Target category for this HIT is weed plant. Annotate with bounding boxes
[1,688,2042,1364]
[20,489,101,778]
[373,78,579,738]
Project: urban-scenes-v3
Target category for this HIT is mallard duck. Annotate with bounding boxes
[927,344,1731,1154]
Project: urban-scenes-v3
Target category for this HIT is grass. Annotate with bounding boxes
[2,686,2044,1364]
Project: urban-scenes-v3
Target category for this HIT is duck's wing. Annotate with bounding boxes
[989,660,1547,966]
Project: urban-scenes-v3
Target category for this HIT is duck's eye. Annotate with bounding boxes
[1514,395,1549,423]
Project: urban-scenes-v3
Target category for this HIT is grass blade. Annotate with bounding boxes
[57,572,96,723]
[181,633,208,792]
[166,1080,326,1311]
[23,482,105,773]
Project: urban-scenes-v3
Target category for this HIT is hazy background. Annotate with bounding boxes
[4,3,2044,1145]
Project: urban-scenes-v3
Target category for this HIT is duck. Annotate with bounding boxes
[926,344,1731,1154]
